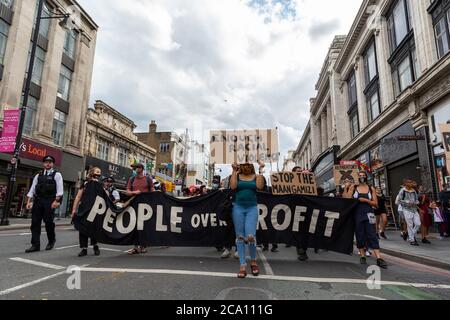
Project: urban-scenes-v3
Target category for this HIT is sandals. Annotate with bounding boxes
[251,264,260,277]
[127,248,140,255]
[237,269,247,279]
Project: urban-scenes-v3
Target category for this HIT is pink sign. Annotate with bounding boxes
[0,109,20,153]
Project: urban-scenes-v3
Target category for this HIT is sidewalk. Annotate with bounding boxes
[0,217,73,231]
[381,231,450,270]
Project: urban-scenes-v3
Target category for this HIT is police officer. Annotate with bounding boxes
[102,175,120,204]
[25,156,64,253]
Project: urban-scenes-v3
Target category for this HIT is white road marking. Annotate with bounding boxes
[0,270,67,296]
[76,267,450,290]
[56,245,79,250]
[9,257,65,270]
[257,248,274,276]
[99,247,123,252]
[336,293,387,301]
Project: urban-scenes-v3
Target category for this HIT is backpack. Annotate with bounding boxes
[129,175,153,192]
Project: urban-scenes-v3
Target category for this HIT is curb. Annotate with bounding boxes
[0,223,73,232]
[382,248,450,271]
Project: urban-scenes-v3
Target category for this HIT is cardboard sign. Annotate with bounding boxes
[334,165,360,187]
[210,129,279,164]
[271,172,317,196]
[440,124,450,175]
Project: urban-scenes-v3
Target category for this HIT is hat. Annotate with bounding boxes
[43,155,55,163]
[131,163,145,169]
[102,175,115,183]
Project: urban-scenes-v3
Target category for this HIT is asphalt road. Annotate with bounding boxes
[0,226,449,300]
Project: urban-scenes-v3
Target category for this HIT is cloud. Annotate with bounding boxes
[308,19,341,40]
[77,0,362,165]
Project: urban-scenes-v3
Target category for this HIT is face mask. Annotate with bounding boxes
[359,177,367,184]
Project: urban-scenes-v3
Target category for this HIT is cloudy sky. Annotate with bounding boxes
[77,0,362,165]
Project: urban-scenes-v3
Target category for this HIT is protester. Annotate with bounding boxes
[395,183,409,241]
[396,178,421,246]
[72,167,102,257]
[126,163,155,255]
[430,201,446,240]
[374,187,388,240]
[343,171,387,269]
[418,186,432,244]
[103,176,120,205]
[200,185,208,196]
[230,162,265,278]
[291,166,315,259]
[25,156,63,253]
[439,183,450,237]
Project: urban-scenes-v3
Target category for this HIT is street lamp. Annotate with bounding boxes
[0,0,71,226]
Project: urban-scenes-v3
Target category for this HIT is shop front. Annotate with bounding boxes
[311,146,339,195]
[428,97,450,192]
[0,138,63,218]
[380,121,422,200]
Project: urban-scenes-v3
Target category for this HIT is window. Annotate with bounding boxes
[430,4,450,60]
[350,111,360,139]
[26,46,46,85]
[0,20,9,65]
[96,139,110,161]
[364,42,378,84]
[367,91,380,123]
[387,0,416,97]
[57,65,72,101]
[0,0,14,9]
[35,1,51,39]
[20,95,38,136]
[388,0,411,52]
[63,30,77,59]
[348,72,357,108]
[117,147,128,167]
[363,40,381,123]
[435,17,449,58]
[160,143,170,153]
[398,55,413,92]
[51,110,66,146]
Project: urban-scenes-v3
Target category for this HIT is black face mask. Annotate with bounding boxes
[93,174,101,180]
[359,177,368,184]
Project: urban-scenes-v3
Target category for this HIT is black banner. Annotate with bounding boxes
[75,182,358,254]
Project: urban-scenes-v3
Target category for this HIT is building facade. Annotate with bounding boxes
[136,121,190,191]
[0,0,98,217]
[295,0,450,201]
[84,100,157,189]
[186,141,210,187]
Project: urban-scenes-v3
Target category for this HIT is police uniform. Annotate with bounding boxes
[26,156,63,252]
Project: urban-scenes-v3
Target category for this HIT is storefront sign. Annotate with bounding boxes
[271,172,317,196]
[19,138,62,166]
[397,135,425,141]
[439,123,450,175]
[0,109,20,153]
[210,129,279,164]
[334,165,359,187]
[85,156,132,187]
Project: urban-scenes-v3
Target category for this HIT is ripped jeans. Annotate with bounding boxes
[232,204,258,266]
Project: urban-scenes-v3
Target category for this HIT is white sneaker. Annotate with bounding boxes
[365,250,372,257]
[234,251,239,259]
[221,249,231,259]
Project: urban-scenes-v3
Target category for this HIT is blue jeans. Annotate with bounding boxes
[232,204,258,266]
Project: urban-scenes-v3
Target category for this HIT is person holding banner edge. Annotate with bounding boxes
[230,162,265,279]
[71,167,102,257]
[343,171,387,269]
